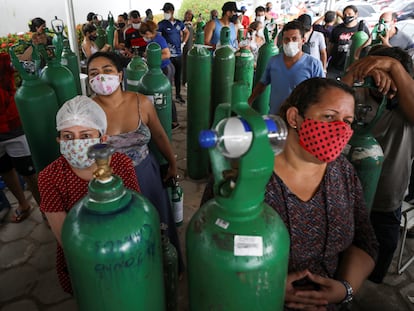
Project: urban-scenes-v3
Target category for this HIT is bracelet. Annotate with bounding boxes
[338,279,353,304]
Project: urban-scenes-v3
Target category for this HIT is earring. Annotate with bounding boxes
[291,124,297,129]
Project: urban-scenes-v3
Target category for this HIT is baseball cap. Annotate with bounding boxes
[297,14,312,30]
[56,95,107,135]
[162,2,175,12]
[241,6,247,12]
[222,1,241,13]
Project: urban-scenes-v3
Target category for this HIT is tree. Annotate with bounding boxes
[177,0,237,21]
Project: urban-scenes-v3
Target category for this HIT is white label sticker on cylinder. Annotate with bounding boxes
[215,218,229,229]
[234,235,263,256]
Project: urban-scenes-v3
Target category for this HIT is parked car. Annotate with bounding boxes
[391,1,414,21]
[395,20,414,61]
[396,20,414,41]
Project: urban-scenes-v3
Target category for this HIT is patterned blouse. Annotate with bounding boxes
[38,153,140,294]
[265,155,378,278]
[201,155,378,309]
[106,100,151,167]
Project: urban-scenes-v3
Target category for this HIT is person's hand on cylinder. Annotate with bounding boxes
[379,29,391,47]
[345,57,397,97]
[347,55,395,79]
[164,161,177,182]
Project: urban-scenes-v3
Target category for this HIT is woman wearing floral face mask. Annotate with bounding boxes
[202,78,378,310]
[38,95,140,294]
[87,51,184,272]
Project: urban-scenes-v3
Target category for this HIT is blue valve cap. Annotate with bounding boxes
[199,130,217,148]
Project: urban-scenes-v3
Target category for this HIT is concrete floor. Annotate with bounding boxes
[1,95,414,311]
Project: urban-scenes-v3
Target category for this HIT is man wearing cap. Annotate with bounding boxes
[124,10,147,56]
[248,20,324,114]
[204,1,240,50]
[298,14,327,72]
[158,2,189,104]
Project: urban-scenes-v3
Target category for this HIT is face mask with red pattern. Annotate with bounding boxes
[298,118,353,163]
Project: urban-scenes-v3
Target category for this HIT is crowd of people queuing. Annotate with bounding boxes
[6,0,414,309]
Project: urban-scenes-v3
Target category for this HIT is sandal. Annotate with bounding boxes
[11,206,33,223]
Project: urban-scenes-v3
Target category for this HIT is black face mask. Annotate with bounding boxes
[118,22,125,29]
[89,35,97,41]
[230,14,238,23]
[343,16,355,24]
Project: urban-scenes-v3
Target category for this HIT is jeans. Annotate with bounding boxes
[170,56,182,97]
[162,63,177,123]
[369,206,402,283]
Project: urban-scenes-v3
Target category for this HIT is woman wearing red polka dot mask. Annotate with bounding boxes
[279,78,354,163]
[274,78,377,309]
[200,77,378,309]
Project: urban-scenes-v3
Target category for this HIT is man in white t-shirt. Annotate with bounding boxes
[297,14,327,72]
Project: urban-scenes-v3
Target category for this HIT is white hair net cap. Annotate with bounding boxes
[56,95,107,135]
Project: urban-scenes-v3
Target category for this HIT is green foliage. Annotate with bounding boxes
[177,0,229,21]
[0,33,32,54]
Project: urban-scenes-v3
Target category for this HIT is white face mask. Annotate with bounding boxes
[143,36,151,42]
[60,138,101,169]
[89,74,120,96]
[283,41,300,57]
[256,16,265,23]
[164,13,172,20]
[257,28,264,38]
[132,22,141,30]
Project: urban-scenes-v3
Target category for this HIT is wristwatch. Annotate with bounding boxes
[339,279,353,304]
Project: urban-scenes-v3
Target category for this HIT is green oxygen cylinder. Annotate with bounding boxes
[126,53,148,92]
[40,57,77,107]
[211,27,235,116]
[9,46,60,172]
[345,78,385,212]
[252,24,279,114]
[234,47,254,94]
[186,83,290,311]
[51,16,65,60]
[344,30,369,70]
[161,227,178,311]
[171,178,183,227]
[137,42,172,165]
[106,12,115,50]
[95,15,107,49]
[62,144,165,311]
[371,18,388,46]
[61,39,81,95]
[186,22,211,180]
[41,26,77,107]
